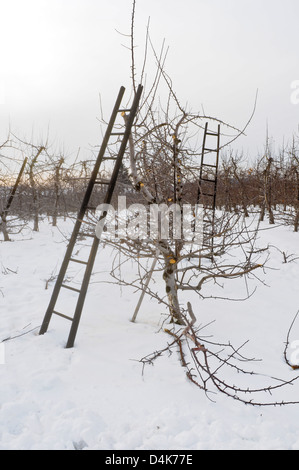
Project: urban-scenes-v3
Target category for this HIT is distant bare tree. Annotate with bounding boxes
[27,146,46,231]
[48,155,65,227]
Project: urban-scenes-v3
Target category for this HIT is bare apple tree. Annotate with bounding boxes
[96,0,262,326]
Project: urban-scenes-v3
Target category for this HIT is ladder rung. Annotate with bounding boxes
[201,178,216,183]
[94,180,110,184]
[61,284,81,293]
[53,311,73,321]
[200,193,214,197]
[206,132,218,136]
[69,258,88,265]
[202,163,218,168]
[204,148,218,152]
[102,157,117,161]
[111,132,125,136]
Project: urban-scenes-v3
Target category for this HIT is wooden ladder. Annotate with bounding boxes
[39,85,143,348]
[197,122,220,256]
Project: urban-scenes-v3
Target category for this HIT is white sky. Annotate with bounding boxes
[0,0,299,163]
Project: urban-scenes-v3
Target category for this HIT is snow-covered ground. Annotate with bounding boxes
[1,216,299,450]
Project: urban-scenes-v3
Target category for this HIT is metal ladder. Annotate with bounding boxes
[39,84,143,348]
[197,122,220,256]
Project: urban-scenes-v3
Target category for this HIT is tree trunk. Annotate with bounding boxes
[294,208,299,232]
[1,218,10,241]
[162,257,184,325]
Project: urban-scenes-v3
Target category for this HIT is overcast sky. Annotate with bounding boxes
[0,0,299,164]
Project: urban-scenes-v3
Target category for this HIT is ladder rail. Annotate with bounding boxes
[66,85,143,348]
[39,87,125,336]
[1,157,28,221]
